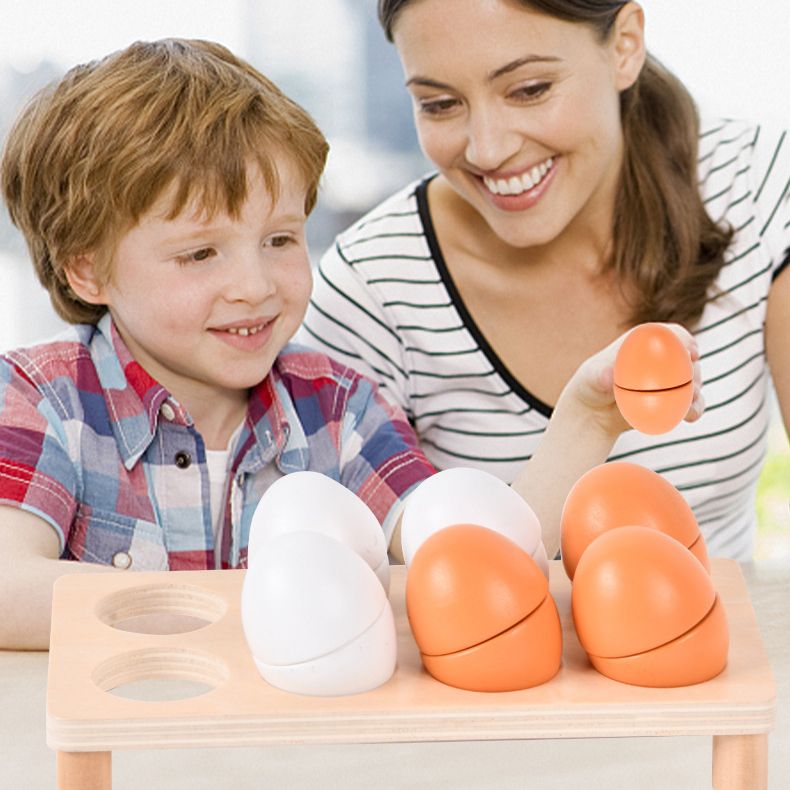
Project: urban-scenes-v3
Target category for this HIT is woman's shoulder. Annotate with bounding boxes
[697,116,788,230]
[697,117,758,179]
[698,116,787,186]
[333,174,434,256]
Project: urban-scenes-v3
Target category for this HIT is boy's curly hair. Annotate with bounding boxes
[0,38,330,324]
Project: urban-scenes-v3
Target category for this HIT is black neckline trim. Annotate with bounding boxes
[415,177,554,419]
[773,247,790,281]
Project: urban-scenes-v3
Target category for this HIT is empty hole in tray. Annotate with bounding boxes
[93,647,229,701]
[95,583,227,635]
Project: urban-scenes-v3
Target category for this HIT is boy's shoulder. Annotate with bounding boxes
[274,342,371,392]
[1,324,100,391]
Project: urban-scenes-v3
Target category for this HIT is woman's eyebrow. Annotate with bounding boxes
[406,55,562,89]
[488,55,561,81]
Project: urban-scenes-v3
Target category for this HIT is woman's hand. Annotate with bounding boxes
[514,323,704,557]
[561,323,705,440]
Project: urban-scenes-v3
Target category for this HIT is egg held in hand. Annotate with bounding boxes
[406,524,562,692]
[613,323,694,435]
[246,470,390,592]
[400,466,548,576]
[572,526,728,688]
[560,461,709,580]
[241,530,396,696]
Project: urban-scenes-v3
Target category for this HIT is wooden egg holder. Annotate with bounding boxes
[47,560,775,790]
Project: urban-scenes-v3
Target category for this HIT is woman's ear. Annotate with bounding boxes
[64,255,106,305]
[612,2,646,91]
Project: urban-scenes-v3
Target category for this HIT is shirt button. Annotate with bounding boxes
[112,551,132,570]
[160,402,176,421]
[175,451,192,469]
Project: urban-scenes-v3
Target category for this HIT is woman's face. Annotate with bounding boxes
[392,0,644,250]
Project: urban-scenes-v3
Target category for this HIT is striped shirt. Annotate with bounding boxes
[300,118,790,561]
[0,314,434,570]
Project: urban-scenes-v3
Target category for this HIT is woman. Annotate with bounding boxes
[301,0,789,560]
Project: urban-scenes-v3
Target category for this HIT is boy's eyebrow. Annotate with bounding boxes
[158,213,307,244]
[406,55,562,90]
[269,212,308,224]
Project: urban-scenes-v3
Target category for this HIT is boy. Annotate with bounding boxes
[0,39,435,649]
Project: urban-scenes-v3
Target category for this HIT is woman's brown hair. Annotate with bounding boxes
[378,0,733,328]
[1,38,329,324]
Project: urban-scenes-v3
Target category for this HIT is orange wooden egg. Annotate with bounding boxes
[572,526,728,687]
[560,461,709,580]
[613,323,693,434]
[406,524,562,691]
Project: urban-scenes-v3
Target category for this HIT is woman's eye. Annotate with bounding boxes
[417,97,460,116]
[511,81,552,101]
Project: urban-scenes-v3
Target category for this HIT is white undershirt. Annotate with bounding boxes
[205,424,243,539]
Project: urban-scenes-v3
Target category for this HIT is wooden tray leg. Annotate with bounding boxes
[56,751,112,790]
[712,734,767,789]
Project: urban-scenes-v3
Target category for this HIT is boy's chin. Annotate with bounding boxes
[238,356,282,387]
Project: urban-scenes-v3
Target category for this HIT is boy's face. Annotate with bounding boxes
[86,157,312,412]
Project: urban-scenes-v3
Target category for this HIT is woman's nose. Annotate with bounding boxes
[464,106,521,172]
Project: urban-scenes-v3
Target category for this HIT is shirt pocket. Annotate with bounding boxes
[67,504,169,572]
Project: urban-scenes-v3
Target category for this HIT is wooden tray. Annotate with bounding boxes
[46,559,775,789]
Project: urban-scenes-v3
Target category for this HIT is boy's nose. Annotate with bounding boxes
[225,252,277,303]
[464,107,522,172]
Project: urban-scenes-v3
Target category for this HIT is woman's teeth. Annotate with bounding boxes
[483,157,554,196]
[226,324,266,336]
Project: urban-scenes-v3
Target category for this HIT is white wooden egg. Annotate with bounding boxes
[400,467,547,575]
[241,530,396,696]
[247,470,389,591]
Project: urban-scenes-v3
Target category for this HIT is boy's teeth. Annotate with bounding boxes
[227,324,264,336]
[483,157,554,196]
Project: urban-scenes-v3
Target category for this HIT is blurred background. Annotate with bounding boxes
[0,0,787,558]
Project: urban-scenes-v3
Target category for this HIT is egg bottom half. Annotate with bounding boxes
[687,533,711,571]
[254,602,397,697]
[613,381,693,435]
[587,594,729,688]
[420,594,562,692]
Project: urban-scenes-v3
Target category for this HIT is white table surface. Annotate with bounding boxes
[1,561,787,790]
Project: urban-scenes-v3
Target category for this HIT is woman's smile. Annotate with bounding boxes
[477,155,557,211]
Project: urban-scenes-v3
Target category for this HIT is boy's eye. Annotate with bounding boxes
[267,234,295,248]
[175,247,215,265]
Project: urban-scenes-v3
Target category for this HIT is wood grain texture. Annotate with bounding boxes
[47,560,775,753]
[56,752,111,790]
[713,733,769,789]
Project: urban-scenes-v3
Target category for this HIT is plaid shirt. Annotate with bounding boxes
[0,314,434,570]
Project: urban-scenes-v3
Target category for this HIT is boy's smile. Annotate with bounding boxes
[72,156,312,440]
[209,316,277,350]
